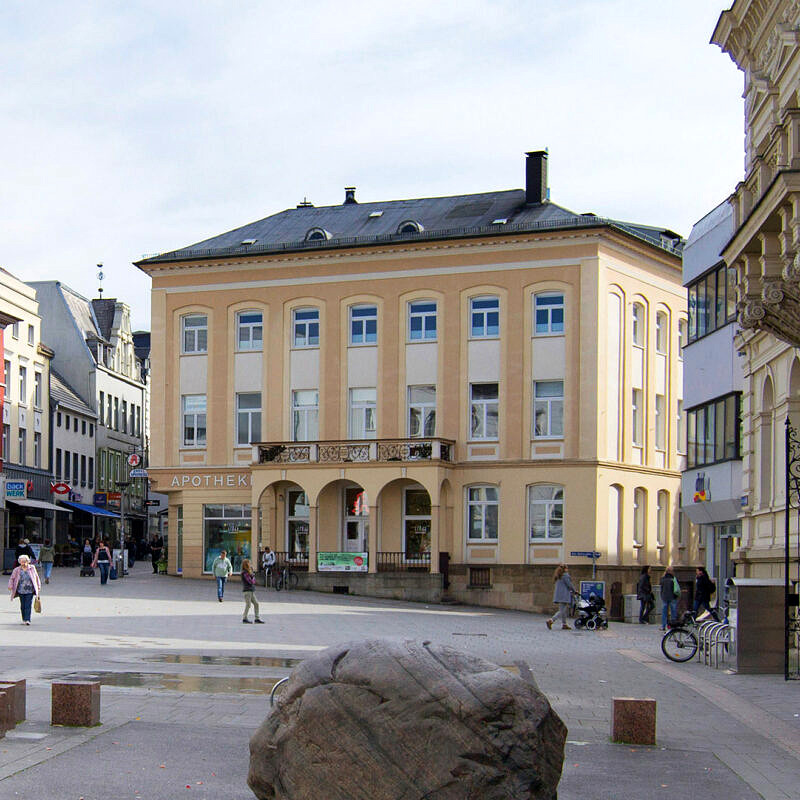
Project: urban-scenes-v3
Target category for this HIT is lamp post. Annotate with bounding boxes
[116,480,130,578]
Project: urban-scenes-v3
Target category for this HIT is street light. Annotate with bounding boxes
[115,481,130,578]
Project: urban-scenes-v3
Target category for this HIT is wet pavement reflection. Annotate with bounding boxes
[143,654,303,668]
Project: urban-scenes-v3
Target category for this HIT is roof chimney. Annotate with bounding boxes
[525,150,548,205]
[344,187,357,204]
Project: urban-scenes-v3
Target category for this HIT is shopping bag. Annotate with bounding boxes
[34,596,42,613]
[110,566,118,580]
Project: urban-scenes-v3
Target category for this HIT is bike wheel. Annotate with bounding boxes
[275,574,284,591]
[288,572,299,589]
[661,627,698,662]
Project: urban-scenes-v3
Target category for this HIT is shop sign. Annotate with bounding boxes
[127,453,142,467]
[170,472,251,488]
[107,491,121,510]
[94,493,107,507]
[51,482,71,495]
[579,581,606,601]
[317,552,368,572]
[130,468,148,478]
[5,480,26,499]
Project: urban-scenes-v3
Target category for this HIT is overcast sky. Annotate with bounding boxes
[0,1,743,330]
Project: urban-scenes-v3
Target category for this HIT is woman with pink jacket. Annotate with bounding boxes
[8,554,41,625]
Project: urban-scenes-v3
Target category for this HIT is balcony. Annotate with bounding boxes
[254,438,454,466]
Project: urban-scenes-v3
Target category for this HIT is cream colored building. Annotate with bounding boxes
[713,1,800,580]
[137,153,688,610]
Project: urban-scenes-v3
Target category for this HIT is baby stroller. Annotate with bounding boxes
[80,549,94,577]
[574,593,608,630]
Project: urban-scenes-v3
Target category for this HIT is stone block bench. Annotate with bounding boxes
[51,681,100,727]
[611,697,656,745]
[0,679,26,735]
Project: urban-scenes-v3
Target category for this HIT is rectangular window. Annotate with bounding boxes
[82,419,86,435]
[55,448,62,480]
[633,488,646,546]
[528,485,564,540]
[293,308,320,348]
[408,385,436,437]
[182,314,208,354]
[90,423,94,437]
[534,294,564,335]
[73,416,78,432]
[73,452,79,482]
[64,448,71,480]
[349,388,377,438]
[237,311,263,351]
[632,303,645,347]
[27,324,34,345]
[470,383,498,440]
[136,406,141,437]
[19,366,27,401]
[99,450,106,490]
[34,432,41,468]
[686,393,741,467]
[121,400,128,433]
[106,398,112,428]
[11,322,18,339]
[470,296,499,338]
[467,486,499,540]
[203,504,252,574]
[655,394,666,450]
[18,429,26,465]
[292,390,319,441]
[726,267,737,320]
[408,301,437,341]
[286,490,310,555]
[688,263,736,342]
[34,373,42,407]
[129,404,135,433]
[655,312,668,354]
[677,400,685,454]
[1,424,8,462]
[533,380,563,438]
[114,397,119,430]
[403,488,432,558]
[678,319,687,360]
[632,388,643,446]
[56,412,61,428]
[81,454,87,486]
[99,392,104,424]
[182,395,207,447]
[64,413,70,430]
[350,306,377,345]
[236,392,262,445]
[88,457,94,487]
[3,360,10,400]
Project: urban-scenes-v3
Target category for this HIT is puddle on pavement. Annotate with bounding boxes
[143,654,302,668]
[42,671,282,695]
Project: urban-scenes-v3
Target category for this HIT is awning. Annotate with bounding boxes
[7,497,66,512]
[58,500,121,519]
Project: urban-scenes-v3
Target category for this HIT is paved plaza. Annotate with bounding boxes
[1,566,798,799]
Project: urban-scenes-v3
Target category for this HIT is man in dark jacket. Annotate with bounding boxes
[693,567,718,619]
[659,566,680,630]
[149,535,164,574]
[636,566,654,624]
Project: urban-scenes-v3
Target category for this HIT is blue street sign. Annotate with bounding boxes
[570,551,601,558]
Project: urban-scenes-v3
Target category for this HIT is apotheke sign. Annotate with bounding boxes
[170,473,252,488]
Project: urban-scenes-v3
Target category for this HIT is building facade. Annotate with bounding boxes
[138,152,688,610]
[29,282,147,547]
[681,201,743,593]
[1,268,59,553]
[713,1,800,580]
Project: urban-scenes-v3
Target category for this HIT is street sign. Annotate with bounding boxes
[570,551,601,558]
[145,499,161,507]
[127,453,142,467]
[129,468,148,478]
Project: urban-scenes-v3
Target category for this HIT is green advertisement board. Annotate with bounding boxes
[317,552,368,572]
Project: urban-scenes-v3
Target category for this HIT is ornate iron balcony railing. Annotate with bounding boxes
[254,438,454,465]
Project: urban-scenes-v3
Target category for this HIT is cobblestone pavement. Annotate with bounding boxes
[1,567,798,799]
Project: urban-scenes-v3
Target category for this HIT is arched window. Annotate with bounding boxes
[655,311,668,354]
[236,310,263,351]
[397,220,423,235]
[633,487,647,546]
[632,302,645,347]
[656,490,669,547]
[305,227,331,242]
[760,377,774,507]
[466,486,499,541]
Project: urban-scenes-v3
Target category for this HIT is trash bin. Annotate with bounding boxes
[726,577,783,674]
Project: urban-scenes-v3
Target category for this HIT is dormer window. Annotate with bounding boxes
[397,220,423,235]
[305,228,331,242]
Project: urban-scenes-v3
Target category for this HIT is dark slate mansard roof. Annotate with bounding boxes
[136,189,683,266]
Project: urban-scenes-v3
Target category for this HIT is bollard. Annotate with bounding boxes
[0,679,26,724]
[611,697,656,745]
[51,681,101,727]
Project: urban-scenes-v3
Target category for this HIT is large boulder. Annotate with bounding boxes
[248,639,566,800]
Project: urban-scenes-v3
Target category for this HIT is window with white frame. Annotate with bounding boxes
[632,388,643,446]
[293,308,320,348]
[286,490,310,555]
[466,486,499,540]
[34,372,42,407]
[534,293,564,335]
[1,425,8,462]
[349,388,376,438]
[11,322,18,339]
[470,383,498,440]
[350,305,377,345]
[656,490,668,547]
[655,394,666,450]
[533,380,563,438]
[655,311,668,354]
[678,319,688,360]
[292,390,319,441]
[528,484,564,540]
[3,360,10,400]
[18,428,26,465]
[470,296,499,338]
[632,303,645,347]
[408,385,436,437]
[236,393,261,445]
[182,394,207,447]
[27,324,34,345]
[633,487,646,545]
[408,300,437,341]
[182,314,208,354]
[237,311,263,351]
[677,399,685,453]
[18,366,26,402]
[121,400,128,433]
[33,432,41,468]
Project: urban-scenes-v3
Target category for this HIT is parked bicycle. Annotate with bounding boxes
[274,564,299,591]
[661,609,722,662]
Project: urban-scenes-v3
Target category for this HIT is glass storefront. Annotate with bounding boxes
[203,504,252,573]
[286,490,309,556]
[403,487,431,558]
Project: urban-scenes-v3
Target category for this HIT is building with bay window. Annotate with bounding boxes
[138,151,688,610]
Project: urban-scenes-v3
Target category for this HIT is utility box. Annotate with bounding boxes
[726,578,784,674]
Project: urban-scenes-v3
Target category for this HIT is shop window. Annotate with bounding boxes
[403,487,431,558]
[203,504,252,574]
[528,484,564,541]
[237,311,263,351]
[286,490,310,556]
[470,296,499,338]
[466,486,499,541]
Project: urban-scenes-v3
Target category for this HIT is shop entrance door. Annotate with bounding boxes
[343,487,369,552]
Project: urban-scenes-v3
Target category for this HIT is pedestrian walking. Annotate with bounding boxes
[92,540,113,585]
[211,550,233,602]
[8,554,41,625]
[15,538,35,563]
[241,559,264,624]
[659,565,681,630]
[546,564,576,630]
[693,566,718,618]
[636,565,654,624]
[39,539,55,584]
[127,536,136,569]
[149,534,164,574]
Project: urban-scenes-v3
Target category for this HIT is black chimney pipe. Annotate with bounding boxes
[525,151,548,205]
[344,187,357,204]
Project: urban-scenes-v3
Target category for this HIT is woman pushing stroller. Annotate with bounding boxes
[546,564,576,630]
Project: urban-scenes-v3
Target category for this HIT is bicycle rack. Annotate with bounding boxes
[696,621,729,668]
[270,676,289,707]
